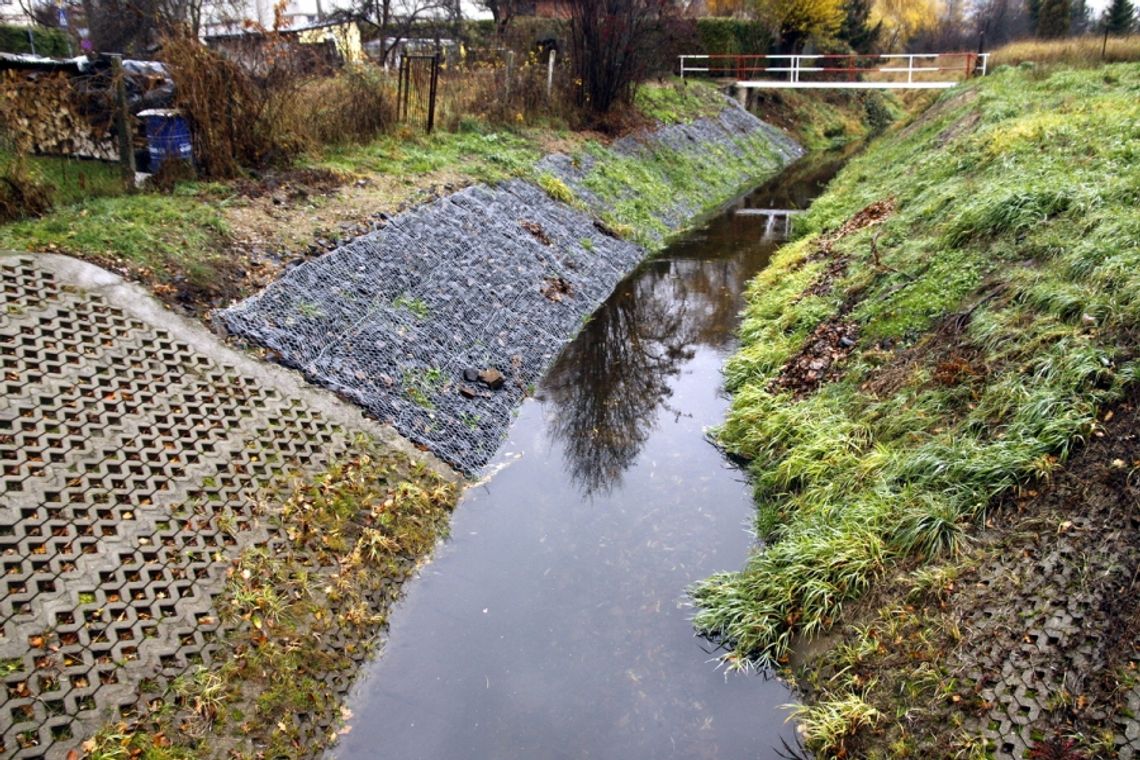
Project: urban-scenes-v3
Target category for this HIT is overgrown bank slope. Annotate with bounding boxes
[693,61,1140,744]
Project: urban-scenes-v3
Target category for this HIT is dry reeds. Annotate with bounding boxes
[162,35,395,178]
[301,67,396,145]
[435,53,576,130]
[989,35,1140,69]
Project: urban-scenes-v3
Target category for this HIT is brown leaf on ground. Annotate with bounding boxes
[833,197,898,240]
[540,276,573,302]
[795,198,898,304]
[520,220,552,246]
[768,318,860,398]
[795,256,850,302]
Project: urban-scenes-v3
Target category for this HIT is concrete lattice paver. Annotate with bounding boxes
[0,254,441,759]
[956,500,1140,759]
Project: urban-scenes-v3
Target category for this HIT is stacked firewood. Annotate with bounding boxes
[0,71,117,160]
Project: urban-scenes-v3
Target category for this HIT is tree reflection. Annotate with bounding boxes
[543,251,762,495]
[542,153,852,495]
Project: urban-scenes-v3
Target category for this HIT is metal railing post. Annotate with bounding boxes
[907,54,914,84]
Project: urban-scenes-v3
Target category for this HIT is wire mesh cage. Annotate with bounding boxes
[221,105,803,474]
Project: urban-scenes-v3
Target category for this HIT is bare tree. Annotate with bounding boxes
[477,0,521,35]
[63,0,247,53]
[968,0,1029,48]
[18,0,65,28]
[564,0,673,115]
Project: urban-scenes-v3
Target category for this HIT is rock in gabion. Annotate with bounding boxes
[221,107,803,473]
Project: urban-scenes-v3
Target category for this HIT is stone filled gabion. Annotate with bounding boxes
[221,105,804,473]
[536,105,803,243]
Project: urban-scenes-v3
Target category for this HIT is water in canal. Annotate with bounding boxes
[332,155,845,760]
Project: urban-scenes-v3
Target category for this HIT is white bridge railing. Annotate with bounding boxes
[734,208,804,237]
[678,52,988,89]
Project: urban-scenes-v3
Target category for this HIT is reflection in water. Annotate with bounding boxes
[544,155,846,495]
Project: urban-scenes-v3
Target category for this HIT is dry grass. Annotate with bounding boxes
[434,56,576,131]
[290,68,396,146]
[163,35,396,178]
[989,35,1140,69]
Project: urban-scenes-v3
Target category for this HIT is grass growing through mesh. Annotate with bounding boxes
[574,125,787,249]
[633,78,729,124]
[693,63,1140,668]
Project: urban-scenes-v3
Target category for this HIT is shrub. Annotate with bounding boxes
[161,35,393,178]
[0,25,70,57]
[566,0,677,115]
[695,18,774,54]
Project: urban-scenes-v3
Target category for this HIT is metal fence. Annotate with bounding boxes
[679,52,989,89]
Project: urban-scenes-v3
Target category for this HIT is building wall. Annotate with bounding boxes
[297,21,363,63]
[0,4,34,26]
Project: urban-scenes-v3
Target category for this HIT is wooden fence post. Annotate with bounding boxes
[110,55,136,189]
[426,53,439,134]
[505,50,515,103]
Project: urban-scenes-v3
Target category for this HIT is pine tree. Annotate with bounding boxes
[1026,0,1041,30]
[1103,0,1136,34]
[1035,0,1071,36]
[839,0,882,52]
[1069,0,1091,33]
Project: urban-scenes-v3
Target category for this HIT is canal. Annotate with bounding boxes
[332,154,847,760]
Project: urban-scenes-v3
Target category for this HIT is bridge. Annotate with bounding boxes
[678,52,988,90]
[733,207,803,237]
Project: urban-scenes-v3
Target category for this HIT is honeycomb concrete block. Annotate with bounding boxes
[0,253,453,759]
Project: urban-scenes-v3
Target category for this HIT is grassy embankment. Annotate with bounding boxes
[691,61,1140,750]
[0,79,881,316]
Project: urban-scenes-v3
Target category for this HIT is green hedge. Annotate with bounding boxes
[0,25,70,57]
[459,17,771,58]
[695,18,773,54]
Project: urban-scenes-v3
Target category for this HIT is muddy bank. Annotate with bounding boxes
[221,102,803,473]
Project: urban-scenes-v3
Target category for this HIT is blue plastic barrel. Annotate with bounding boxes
[138,109,192,170]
